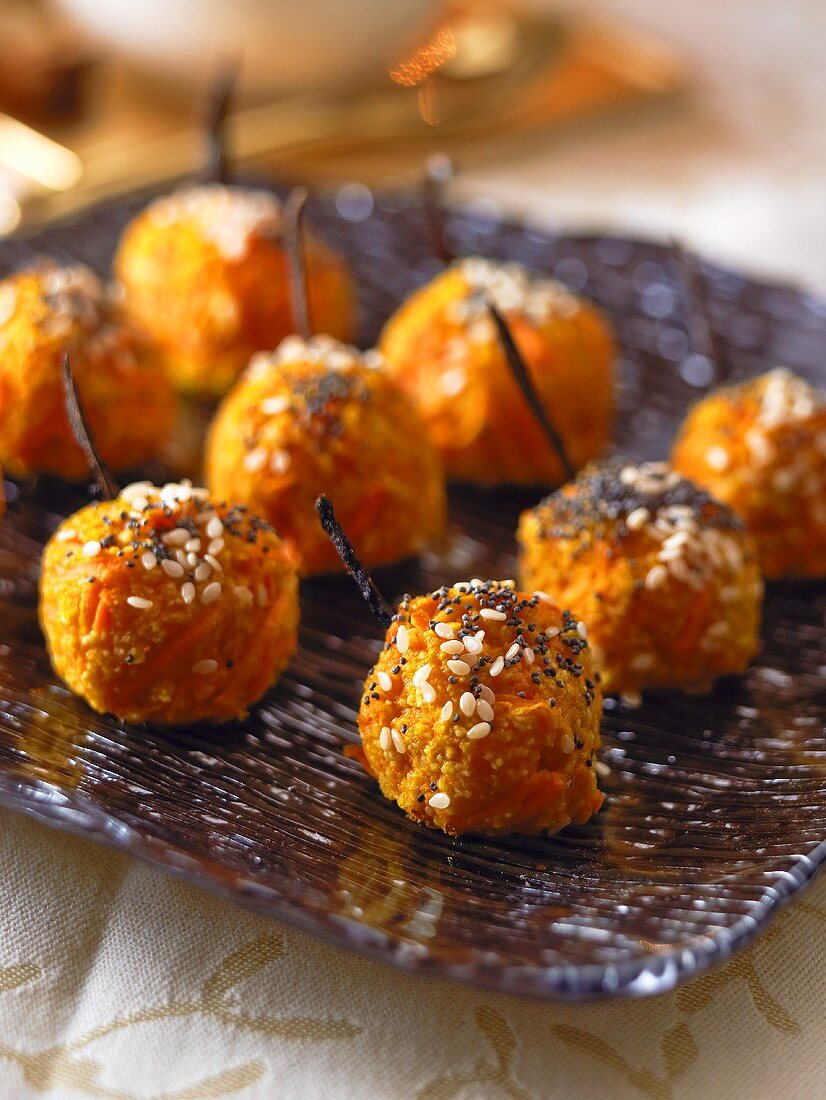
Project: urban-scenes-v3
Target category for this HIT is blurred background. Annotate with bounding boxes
[1,0,824,289]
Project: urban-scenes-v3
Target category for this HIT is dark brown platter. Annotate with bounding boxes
[0,185,824,1002]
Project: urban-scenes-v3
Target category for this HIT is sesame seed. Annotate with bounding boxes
[391,729,406,753]
[184,537,201,553]
[270,450,291,475]
[505,643,520,661]
[234,585,253,606]
[185,552,199,568]
[489,656,505,677]
[476,699,494,722]
[206,516,224,540]
[421,682,436,704]
[57,529,77,542]
[204,554,223,572]
[434,622,454,639]
[201,582,222,604]
[428,792,451,809]
[645,564,668,590]
[447,659,471,676]
[412,664,432,686]
[379,726,391,750]
[161,558,185,578]
[244,447,268,472]
[377,671,392,691]
[459,691,476,716]
[261,394,290,415]
[193,658,218,674]
[141,551,157,570]
[463,635,483,655]
[82,540,102,557]
[126,596,153,609]
[467,722,491,740]
[163,528,191,546]
[440,640,465,655]
[577,621,588,639]
[396,625,410,653]
[625,507,650,531]
[479,685,495,704]
[705,445,730,471]
[440,701,454,721]
[181,582,196,604]
[208,538,225,555]
[560,734,574,754]
[662,530,691,550]
[480,608,507,621]
[523,648,535,666]
[194,562,212,582]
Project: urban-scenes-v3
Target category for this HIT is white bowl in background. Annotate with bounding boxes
[56,0,439,98]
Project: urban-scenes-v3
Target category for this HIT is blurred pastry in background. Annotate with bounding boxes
[0,262,175,480]
[114,185,356,398]
[205,334,446,575]
[671,368,826,579]
[379,256,615,486]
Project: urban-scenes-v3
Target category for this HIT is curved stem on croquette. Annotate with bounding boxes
[487,302,576,482]
[61,353,119,500]
[315,494,394,627]
[422,152,456,266]
[669,236,729,387]
[283,186,313,341]
[200,61,237,185]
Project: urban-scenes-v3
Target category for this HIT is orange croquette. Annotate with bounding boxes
[518,462,763,698]
[0,263,175,480]
[114,184,356,398]
[671,368,826,579]
[352,579,604,836]
[205,335,447,576]
[39,480,298,725]
[378,257,615,485]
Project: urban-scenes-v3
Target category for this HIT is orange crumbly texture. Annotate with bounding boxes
[39,480,299,725]
[114,185,356,398]
[378,258,615,485]
[518,462,763,697]
[353,580,604,837]
[0,263,175,480]
[671,368,826,579]
[205,335,447,576]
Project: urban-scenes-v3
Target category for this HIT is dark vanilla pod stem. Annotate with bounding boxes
[422,153,455,266]
[200,63,236,186]
[61,353,119,500]
[670,238,729,386]
[315,495,393,628]
[488,303,576,483]
[284,187,313,341]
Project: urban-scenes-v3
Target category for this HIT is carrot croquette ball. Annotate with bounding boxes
[518,462,763,699]
[114,185,356,398]
[39,479,298,724]
[671,368,826,578]
[0,263,175,480]
[351,579,604,836]
[378,257,615,485]
[205,335,447,576]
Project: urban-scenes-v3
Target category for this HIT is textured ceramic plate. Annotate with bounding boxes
[0,187,823,1003]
